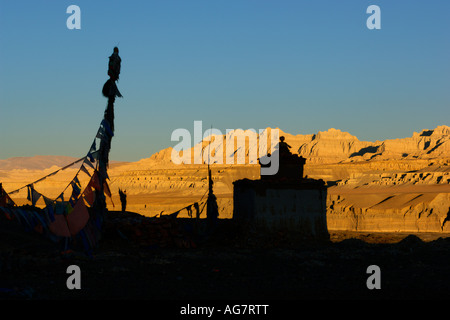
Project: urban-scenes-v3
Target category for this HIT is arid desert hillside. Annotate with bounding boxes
[1,125,449,233]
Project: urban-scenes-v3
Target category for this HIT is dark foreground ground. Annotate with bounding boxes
[2,211,450,306]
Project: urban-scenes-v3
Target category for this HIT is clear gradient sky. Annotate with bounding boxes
[0,0,449,162]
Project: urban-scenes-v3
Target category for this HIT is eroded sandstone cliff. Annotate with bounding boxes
[2,125,449,232]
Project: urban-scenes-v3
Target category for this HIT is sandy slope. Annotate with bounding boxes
[2,125,449,232]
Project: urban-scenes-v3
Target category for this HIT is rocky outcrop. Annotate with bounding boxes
[296,128,373,164]
[326,160,450,233]
[347,125,450,162]
[294,125,450,164]
[327,193,450,233]
[143,125,450,165]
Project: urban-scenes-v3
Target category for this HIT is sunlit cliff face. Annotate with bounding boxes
[2,126,449,231]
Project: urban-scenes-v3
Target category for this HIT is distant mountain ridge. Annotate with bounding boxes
[295,125,450,163]
[140,125,450,166]
[1,125,449,171]
[0,155,79,171]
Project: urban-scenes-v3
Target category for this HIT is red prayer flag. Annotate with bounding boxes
[89,171,101,190]
[83,186,95,206]
[103,181,115,207]
[103,181,111,198]
[67,199,90,236]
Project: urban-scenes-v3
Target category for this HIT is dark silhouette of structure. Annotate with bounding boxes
[194,202,200,219]
[103,47,122,98]
[206,165,219,225]
[0,47,122,255]
[119,188,127,212]
[94,46,122,229]
[278,136,291,155]
[108,47,121,81]
[234,136,328,241]
[260,136,306,181]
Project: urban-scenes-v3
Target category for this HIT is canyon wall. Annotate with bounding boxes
[2,125,449,233]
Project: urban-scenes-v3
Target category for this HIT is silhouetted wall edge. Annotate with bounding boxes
[233,179,329,241]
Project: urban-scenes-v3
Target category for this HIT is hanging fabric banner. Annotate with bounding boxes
[96,127,106,140]
[80,164,91,177]
[42,196,54,207]
[90,140,97,153]
[29,186,42,206]
[84,159,95,170]
[101,119,114,137]
[0,185,15,207]
[27,185,32,202]
[57,193,64,203]
[74,176,81,187]
[90,171,101,191]
[67,199,90,236]
[66,202,74,215]
[8,156,87,196]
[103,180,114,207]
[44,203,55,223]
[83,186,95,206]
[49,214,71,237]
[71,181,81,198]
[87,152,95,163]
[55,201,66,215]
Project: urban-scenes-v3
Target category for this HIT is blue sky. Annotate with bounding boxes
[0,0,449,162]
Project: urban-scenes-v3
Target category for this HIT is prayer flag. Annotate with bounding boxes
[74,176,81,187]
[45,204,55,222]
[89,171,101,190]
[49,214,71,237]
[83,186,95,206]
[80,164,91,177]
[89,140,96,153]
[66,202,73,215]
[55,201,66,215]
[31,187,42,206]
[84,158,95,169]
[103,181,114,207]
[101,119,114,137]
[67,198,90,236]
[27,185,32,202]
[71,181,81,198]
[43,196,54,207]
[103,181,111,197]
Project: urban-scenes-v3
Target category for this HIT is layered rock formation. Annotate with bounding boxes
[120,125,450,167]
[2,125,449,233]
[111,125,450,231]
[347,125,450,161]
[324,159,450,232]
[296,128,374,164]
[327,191,450,233]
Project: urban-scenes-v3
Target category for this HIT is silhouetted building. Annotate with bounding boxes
[119,188,127,212]
[260,136,306,181]
[233,137,329,241]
